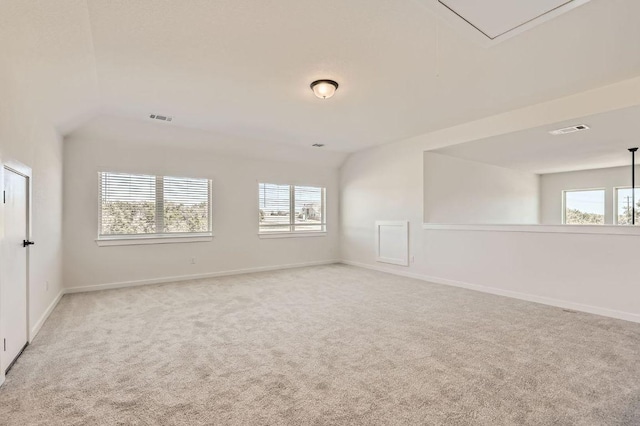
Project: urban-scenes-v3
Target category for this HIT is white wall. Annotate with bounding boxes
[0,1,100,384]
[63,119,341,290]
[540,165,633,224]
[424,152,539,224]
[341,76,640,323]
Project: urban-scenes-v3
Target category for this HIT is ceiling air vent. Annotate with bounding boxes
[549,125,590,136]
[149,114,173,122]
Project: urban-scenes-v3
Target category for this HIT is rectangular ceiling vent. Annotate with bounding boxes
[149,114,173,122]
[549,124,589,136]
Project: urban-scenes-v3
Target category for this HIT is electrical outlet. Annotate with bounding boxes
[190,258,196,265]
[411,256,415,264]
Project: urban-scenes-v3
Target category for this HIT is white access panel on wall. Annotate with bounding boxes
[375,221,409,266]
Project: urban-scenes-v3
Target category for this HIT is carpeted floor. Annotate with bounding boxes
[0,264,639,425]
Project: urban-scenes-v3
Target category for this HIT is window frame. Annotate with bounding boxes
[562,188,606,225]
[613,186,640,226]
[96,172,213,245]
[258,182,327,237]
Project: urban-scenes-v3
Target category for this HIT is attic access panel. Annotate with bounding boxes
[438,0,572,40]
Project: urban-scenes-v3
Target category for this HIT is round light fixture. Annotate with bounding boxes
[310,79,339,99]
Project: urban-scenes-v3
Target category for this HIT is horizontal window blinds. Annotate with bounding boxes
[99,172,211,237]
[100,173,156,235]
[259,183,325,233]
[294,186,323,225]
[259,183,292,232]
[164,177,210,233]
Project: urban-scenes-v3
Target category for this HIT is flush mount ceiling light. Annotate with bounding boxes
[310,80,339,99]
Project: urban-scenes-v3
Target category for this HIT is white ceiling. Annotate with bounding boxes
[7,0,640,155]
[0,0,100,140]
[68,115,348,169]
[439,0,572,39]
[433,105,640,174]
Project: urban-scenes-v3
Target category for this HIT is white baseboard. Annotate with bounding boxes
[65,259,341,294]
[340,260,640,324]
[30,289,64,342]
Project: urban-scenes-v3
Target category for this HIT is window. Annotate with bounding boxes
[259,183,325,233]
[99,172,212,238]
[615,187,640,225]
[563,189,605,225]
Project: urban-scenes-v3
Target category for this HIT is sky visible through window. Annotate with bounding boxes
[565,190,605,214]
[564,190,604,225]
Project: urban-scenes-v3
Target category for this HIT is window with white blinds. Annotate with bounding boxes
[259,183,325,233]
[99,172,212,238]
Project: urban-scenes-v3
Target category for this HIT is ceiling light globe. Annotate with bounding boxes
[310,80,338,99]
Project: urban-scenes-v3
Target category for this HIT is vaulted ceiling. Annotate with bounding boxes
[5,0,640,153]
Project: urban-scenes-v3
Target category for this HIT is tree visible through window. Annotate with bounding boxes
[616,187,640,225]
[99,172,211,237]
[563,189,605,225]
[259,183,325,233]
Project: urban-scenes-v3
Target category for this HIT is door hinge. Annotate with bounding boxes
[2,190,5,204]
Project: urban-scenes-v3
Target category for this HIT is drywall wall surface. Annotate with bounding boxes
[0,0,100,388]
[63,132,340,289]
[341,76,640,322]
[540,165,634,224]
[424,152,539,224]
[341,141,423,268]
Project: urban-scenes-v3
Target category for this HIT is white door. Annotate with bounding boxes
[1,167,29,373]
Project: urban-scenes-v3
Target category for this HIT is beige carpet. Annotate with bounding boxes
[1,264,639,425]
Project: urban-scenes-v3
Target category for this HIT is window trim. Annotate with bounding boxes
[562,188,606,225]
[97,172,213,243]
[613,186,640,226]
[96,233,213,246]
[258,183,326,235]
[258,231,326,239]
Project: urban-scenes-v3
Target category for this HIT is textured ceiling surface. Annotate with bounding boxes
[435,105,640,174]
[6,0,640,154]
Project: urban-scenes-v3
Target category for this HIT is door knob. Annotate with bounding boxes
[22,240,35,247]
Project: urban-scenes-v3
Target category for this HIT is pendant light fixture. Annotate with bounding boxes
[310,80,339,99]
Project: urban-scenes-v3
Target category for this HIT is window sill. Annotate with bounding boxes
[258,232,327,239]
[96,234,213,246]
